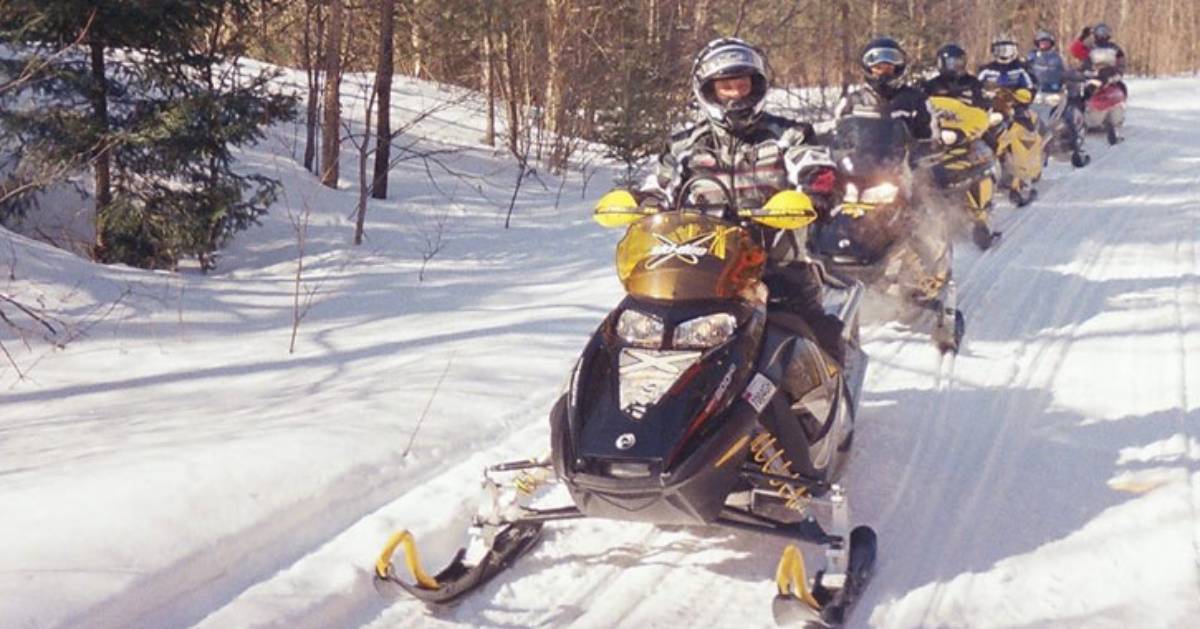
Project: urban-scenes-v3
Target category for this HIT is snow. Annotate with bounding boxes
[2,68,1198,629]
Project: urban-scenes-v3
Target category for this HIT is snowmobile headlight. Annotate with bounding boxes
[842,182,859,203]
[617,309,664,348]
[860,182,899,204]
[940,129,960,146]
[1043,93,1062,106]
[673,313,738,349]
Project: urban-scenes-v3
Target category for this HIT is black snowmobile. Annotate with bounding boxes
[374,179,878,626]
[810,116,964,353]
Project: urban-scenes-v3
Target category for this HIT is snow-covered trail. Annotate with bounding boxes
[190,82,1200,628]
[3,76,1197,629]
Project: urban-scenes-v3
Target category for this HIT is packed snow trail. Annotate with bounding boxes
[191,78,1200,628]
[2,75,1197,629]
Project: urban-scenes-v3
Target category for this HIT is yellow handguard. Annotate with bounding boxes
[740,190,819,230]
[1013,88,1033,105]
[775,544,822,609]
[593,189,653,227]
[375,530,440,590]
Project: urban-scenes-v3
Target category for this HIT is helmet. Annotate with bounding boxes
[860,37,908,92]
[691,38,769,131]
[1093,22,1113,44]
[936,43,968,78]
[1034,30,1055,49]
[991,34,1019,63]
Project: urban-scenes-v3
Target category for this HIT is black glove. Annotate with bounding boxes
[1078,26,1092,40]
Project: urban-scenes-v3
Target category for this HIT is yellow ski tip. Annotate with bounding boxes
[775,544,822,610]
[375,529,439,589]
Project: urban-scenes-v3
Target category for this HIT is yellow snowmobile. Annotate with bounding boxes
[928,96,1000,250]
[989,87,1046,207]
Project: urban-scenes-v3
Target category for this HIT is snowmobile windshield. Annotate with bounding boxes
[615,212,766,302]
[832,117,911,177]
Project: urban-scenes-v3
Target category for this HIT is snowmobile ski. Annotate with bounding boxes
[373,522,544,603]
[773,525,878,627]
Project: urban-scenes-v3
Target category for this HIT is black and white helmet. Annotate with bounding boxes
[691,38,769,131]
[991,33,1019,63]
[1093,22,1113,44]
[1034,30,1055,48]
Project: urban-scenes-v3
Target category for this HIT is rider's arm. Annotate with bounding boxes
[637,126,699,208]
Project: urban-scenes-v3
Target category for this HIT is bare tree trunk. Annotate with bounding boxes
[88,39,111,254]
[483,31,496,146]
[372,0,395,199]
[355,87,375,245]
[302,0,323,173]
[501,31,520,158]
[320,0,344,188]
[410,0,425,78]
[543,0,569,169]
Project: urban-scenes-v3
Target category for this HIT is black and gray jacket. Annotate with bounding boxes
[834,83,936,141]
[640,112,829,211]
[639,112,834,265]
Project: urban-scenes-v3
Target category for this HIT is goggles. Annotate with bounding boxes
[863,47,905,68]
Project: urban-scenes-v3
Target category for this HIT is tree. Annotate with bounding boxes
[371,0,395,199]
[319,0,344,188]
[0,0,297,269]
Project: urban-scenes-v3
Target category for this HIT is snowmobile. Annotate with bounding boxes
[810,115,965,353]
[1082,48,1127,145]
[1030,81,1090,167]
[374,179,878,627]
[987,86,1046,207]
[927,95,1001,251]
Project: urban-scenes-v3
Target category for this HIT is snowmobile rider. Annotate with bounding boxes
[1028,30,1090,162]
[1070,23,1127,73]
[977,34,1039,132]
[835,37,936,144]
[922,43,989,109]
[1070,23,1128,98]
[638,37,846,364]
[1027,30,1070,93]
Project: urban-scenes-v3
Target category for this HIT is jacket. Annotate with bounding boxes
[834,83,936,141]
[1027,49,1068,91]
[639,112,833,264]
[978,60,1038,93]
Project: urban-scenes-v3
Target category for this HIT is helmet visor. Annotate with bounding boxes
[992,42,1018,60]
[695,46,764,82]
[862,46,905,68]
[940,55,966,74]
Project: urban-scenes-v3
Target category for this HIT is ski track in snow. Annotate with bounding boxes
[5,78,1200,629]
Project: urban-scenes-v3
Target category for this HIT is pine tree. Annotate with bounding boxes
[0,0,296,270]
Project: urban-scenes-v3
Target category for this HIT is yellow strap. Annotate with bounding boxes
[375,530,440,589]
[775,545,822,610]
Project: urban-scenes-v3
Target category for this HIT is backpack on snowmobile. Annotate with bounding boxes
[373,180,879,627]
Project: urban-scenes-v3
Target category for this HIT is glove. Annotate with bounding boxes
[1078,26,1092,40]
